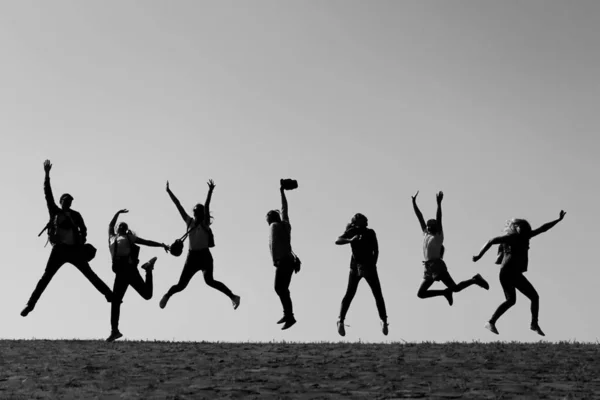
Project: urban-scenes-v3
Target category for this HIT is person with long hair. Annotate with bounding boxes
[412,191,489,306]
[106,209,169,342]
[266,180,300,330]
[21,160,113,317]
[472,210,566,336]
[335,213,388,337]
[160,180,240,311]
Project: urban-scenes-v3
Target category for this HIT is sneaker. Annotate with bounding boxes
[142,257,157,272]
[106,331,123,342]
[337,320,346,337]
[474,274,490,290]
[159,294,170,309]
[381,321,389,336]
[444,289,454,306]
[276,316,287,324]
[20,304,34,317]
[531,323,545,337]
[485,321,499,335]
[282,316,297,330]
[231,295,241,310]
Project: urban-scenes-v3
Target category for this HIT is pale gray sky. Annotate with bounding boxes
[1,1,598,342]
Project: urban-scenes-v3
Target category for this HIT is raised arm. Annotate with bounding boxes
[280,186,289,223]
[529,210,566,239]
[472,235,509,262]
[108,209,128,237]
[436,191,443,231]
[411,191,426,232]
[166,181,190,223]
[204,179,215,225]
[43,160,59,215]
[335,225,358,245]
[136,237,169,252]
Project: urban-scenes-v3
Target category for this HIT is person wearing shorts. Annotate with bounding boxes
[160,180,240,311]
[412,190,489,305]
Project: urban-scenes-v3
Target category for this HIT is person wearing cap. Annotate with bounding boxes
[411,190,489,306]
[21,160,113,317]
[335,213,388,337]
[266,179,300,330]
[159,180,241,311]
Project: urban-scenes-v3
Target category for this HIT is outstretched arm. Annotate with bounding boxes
[108,209,128,236]
[472,235,509,262]
[166,181,190,223]
[436,191,443,231]
[204,179,215,225]
[530,210,566,239]
[43,160,59,215]
[280,187,289,223]
[136,237,169,251]
[411,191,426,232]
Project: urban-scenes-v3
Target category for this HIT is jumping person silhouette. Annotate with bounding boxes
[21,160,113,317]
[412,191,489,306]
[106,209,169,342]
[266,180,300,330]
[473,210,566,336]
[160,180,240,311]
[335,213,389,337]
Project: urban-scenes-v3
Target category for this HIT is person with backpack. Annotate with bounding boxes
[106,209,169,342]
[21,160,113,317]
[335,213,389,336]
[266,179,301,330]
[411,191,489,306]
[472,210,566,336]
[159,180,241,311]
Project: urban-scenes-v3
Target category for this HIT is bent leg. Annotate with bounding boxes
[514,274,539,324]
[274,263,294,318]
[440,273,477,293]
[489,269,517,324]
[417,278,446,298]
[339,270,361,321]
[365,271,388,322]
[165,254,200,298]
[26,246,66,307]
[129,266,153,300]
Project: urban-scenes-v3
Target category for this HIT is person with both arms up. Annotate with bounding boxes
[21,160,113,317]
[160,180,241,311]
[411,190,489,306]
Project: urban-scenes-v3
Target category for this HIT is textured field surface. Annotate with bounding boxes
[0,341,599,399]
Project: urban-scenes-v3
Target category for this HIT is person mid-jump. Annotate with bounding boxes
[412,190,489,306]
[21,160,113,317]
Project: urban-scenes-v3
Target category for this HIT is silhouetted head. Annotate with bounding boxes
[351,213,368,228]
[117,222,129,236]
[504,219,532,236]
[426,219,440,234]
[266,210,281,225]
[60,193,73,211]
[193,204,205,221]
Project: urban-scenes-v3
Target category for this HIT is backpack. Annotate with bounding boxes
[38,214,59,247]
